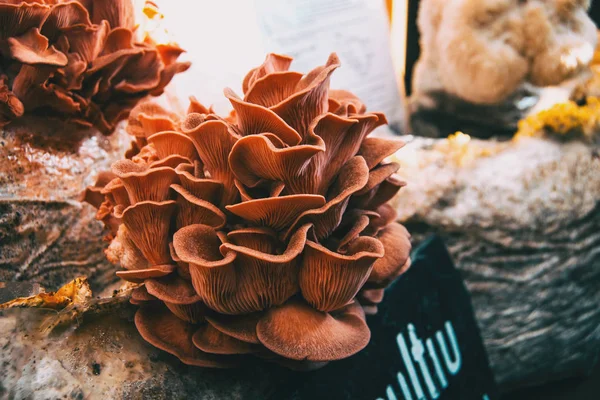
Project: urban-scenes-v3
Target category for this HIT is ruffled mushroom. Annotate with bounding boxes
[0,0,189,134]
[85,53,412,369]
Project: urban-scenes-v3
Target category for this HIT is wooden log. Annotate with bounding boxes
[1,122,598,393]
[392,135,600,389]
[0,119,130,291]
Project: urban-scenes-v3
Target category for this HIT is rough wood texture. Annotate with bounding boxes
[1,125,598,395]
[392,135,600,388]
[0,310,281,400]
[0,119,130,291]
[0,201,117,293]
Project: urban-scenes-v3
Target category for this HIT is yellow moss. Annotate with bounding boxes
[515,97,600,141]
[434,131,504,166]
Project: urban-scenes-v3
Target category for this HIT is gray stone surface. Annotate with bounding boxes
[392,135,600,388]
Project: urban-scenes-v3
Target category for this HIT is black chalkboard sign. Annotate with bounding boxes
[271,235,497,400]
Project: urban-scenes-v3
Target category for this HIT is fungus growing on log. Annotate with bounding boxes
[85,53,411,369]
[0,0,189,134]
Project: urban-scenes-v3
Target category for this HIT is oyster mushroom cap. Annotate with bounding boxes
[192,323,258,355]
[204,312,262,345]
[256,299,371,362]
[135,305,239,368]
[145,274,201,305]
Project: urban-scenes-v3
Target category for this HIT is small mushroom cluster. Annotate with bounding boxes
[84,53,411,369]
[0,0,189,134]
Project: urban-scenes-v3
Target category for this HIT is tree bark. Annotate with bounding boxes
[393,135,600,388]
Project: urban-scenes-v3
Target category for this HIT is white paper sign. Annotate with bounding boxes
[158,0,404,128]
[254,0,405,128]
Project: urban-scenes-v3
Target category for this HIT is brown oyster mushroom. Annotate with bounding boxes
[145,275,207,324]
[0,75,24,125]
[165,301,207,325]
[352,174,406,210]
[257,299,370,362]
[130,285,158,305]
[85,53,412,369]
[243,70,304,109]
[174,165,223,203]
[116,264,175,282]
[358,137,406,170]
[135,304,239,368]
[86,0,135,30]
[147,131,199,161]
[219,224,310,309]
[0,2,50,40]
[112,160,178,203]
[359,288,385,304]
[356,163,401,197]
[229,110,385,197]
[204,312,262,345]
[174,223,309,315]
[171,184,226,229]
[121,200,176,265]
[0,0,188,134]
[7,28,67,66]
[242,53,294,94]
[328,89,367,114]
[101,177,130,208]
[269,53,340,136]
[183,118,240,205]
[299,234,384,312]
[336,214,372,250]
[150,154,192,169]
[225,88,302,145]
[80,171,116,209]
[187,95,213,115]
[365,223,411,288]
[363,204,398,236]
[192,323,257,355]
[228,131,324,191]
[226,194,325,231]
[146,274,199,304]
[126,101,179,139]
[169,241,190,279]
[284,156,370,241]
[357,287,385,315]
[105,224,148,270]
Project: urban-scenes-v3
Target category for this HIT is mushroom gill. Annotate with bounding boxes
[85,53,412,369]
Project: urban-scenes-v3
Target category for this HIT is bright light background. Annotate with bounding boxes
[150,0,269,114]
[146,0,405,128]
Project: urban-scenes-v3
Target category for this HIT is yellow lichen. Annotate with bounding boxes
[515,97,600,141]
[434,131,503,167]
[527,32,600,141]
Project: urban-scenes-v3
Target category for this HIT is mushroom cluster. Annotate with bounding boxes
[0,0,189,134]
[84,53,412,369]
